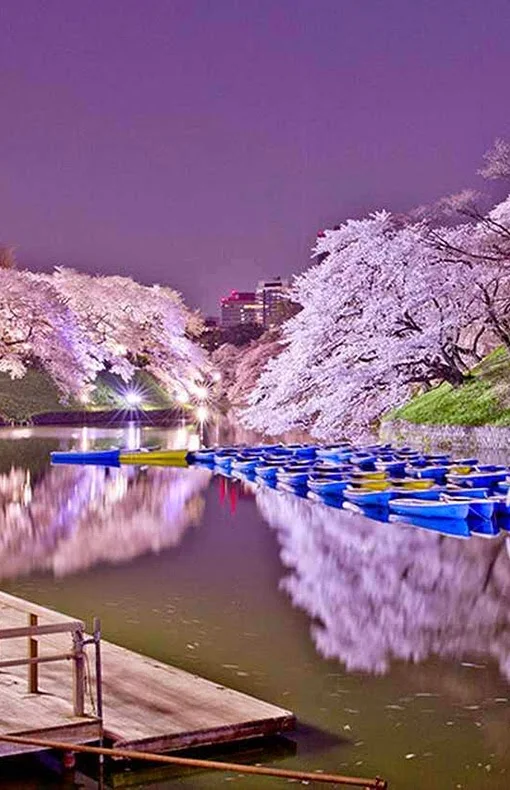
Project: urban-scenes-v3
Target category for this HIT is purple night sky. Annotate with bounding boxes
[1,0,509,314]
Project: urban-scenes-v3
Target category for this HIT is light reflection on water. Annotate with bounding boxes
[1,426,510,789]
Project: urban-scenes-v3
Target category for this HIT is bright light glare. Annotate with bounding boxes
[125,391,143,407]
[176,391,189,405]
[211,371,221,382]
[196,405,208,422]
[195,386,208,400]
[79,392,91,405]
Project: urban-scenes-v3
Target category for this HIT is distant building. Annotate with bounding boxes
[220,290,261,327]
[256,277,291,329]
[204,316,219,328]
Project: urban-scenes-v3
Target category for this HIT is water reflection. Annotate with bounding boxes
[256,487,510,679]
[0,463,211,579]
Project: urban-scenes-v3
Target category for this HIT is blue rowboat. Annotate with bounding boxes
[51,449,121,466]
[307,490,343,508]
[389,477,436,490]
[389,513,471,537]
[395,448,421,458]
[489,495,510,516]
[277,481,308,497]
[468,516,500,538]
[52,447,192,467]
[214,451,237,466]
[477,464,506,472]
[495,512,510,531]
[231,458,259,472]
[262,453,295,464]
[308,470,346,481]
[452,457,478,466]
[254,463,280,479]
[424,454,451,464]
[193,448,216,463]
[308,478,349,496]
[445,486,489,499]
[255,473,277,487]
[276,469,312,486]
[375,459,407,476]
[344,488,394,506]
[316,447,352,461]
[410,465,450,481]
[294,447,318,459]
[350,454,376,470]
[497,480,510,493]
[389,498,469,520]
[447,471,508,488]
[342,502,391,522]
[393,487,446,500]
[442,496,494,519]
[231,468,256,482]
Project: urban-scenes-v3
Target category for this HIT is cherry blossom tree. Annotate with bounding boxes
[241,212,481,439]
[51,267,205,394]
[428,195,510,350]
[0,269,101,398]
[478,138,510,181]
[211,330,285,413]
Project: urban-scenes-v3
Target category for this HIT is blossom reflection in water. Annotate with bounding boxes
[0,464,212,579]
[256,487,510,679]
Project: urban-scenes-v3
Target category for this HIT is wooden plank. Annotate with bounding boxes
[0,720,101,757]
[0,622,83,640]
[90,640,294,752]
[0,591,83,622]
[0,652,73,669]
[112,715,296,754]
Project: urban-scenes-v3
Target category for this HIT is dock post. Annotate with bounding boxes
[28,613,38,693]
[72,625,85,717]
[93,617,105,780]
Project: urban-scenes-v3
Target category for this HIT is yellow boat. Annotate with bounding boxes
[349,470,387,481]
[119,449,190,466]
[348,479,391,491]
[390,478,435,490]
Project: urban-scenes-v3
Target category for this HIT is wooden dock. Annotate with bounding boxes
[0,592,294,758]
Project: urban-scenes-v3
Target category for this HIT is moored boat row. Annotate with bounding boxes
[50,440,510,536]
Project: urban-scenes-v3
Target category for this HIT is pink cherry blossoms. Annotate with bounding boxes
[0,266,204,402]
[240,194,510,440]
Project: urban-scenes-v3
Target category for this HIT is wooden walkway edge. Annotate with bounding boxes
[0,592,295,758]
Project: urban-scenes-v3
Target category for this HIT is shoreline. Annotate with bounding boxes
[0,408,183,429]
[381,418,510,451]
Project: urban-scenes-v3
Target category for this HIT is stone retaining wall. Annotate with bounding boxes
[381,419,510,451]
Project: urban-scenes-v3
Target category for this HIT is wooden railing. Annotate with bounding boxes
[0,592,87,716]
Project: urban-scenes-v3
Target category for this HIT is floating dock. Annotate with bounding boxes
[0,592,294,759]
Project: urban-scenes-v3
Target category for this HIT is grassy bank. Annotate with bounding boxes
[388,347,510,426]
[0,368,177,423]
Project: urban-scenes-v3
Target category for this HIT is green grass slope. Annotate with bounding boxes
[0,368,176,422]
[389,347,510,426]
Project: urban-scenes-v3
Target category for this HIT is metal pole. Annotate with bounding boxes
[93,616,104,774]
[28,613,38,693]
[0,733,388,788]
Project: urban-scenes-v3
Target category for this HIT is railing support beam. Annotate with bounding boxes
[28,613,38,693]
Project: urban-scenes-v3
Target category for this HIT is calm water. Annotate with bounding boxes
[1,426,510,789]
